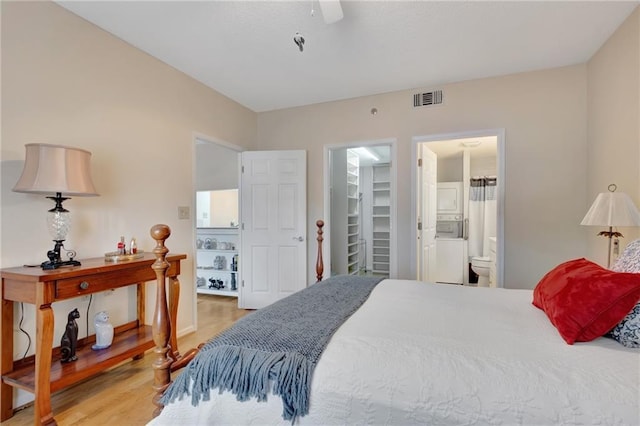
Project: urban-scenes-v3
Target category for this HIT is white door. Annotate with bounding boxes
[418,145,437,282]
[239,150,307,309]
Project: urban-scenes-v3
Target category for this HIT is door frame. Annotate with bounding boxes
[192,131,244,330]
[411,129,505,287]
[323,138,398,279]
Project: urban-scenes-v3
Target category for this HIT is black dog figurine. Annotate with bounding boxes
[60,308,80,363]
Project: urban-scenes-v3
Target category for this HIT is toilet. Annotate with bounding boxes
[471,256,491,287]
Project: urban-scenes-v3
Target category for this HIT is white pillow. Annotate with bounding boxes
[612,239,640,273]
[610,239,640,347]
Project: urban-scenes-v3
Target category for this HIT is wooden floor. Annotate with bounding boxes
[3,295,249,426]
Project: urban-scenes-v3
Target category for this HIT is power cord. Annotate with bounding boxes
[86,294,93,339]
[17,295,93,360]
[18,303,31,360]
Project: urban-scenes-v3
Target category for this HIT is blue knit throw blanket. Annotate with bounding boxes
[161,274,384,421]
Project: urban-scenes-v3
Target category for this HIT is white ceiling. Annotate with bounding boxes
[56,1,638,113]
[427,136,497,161]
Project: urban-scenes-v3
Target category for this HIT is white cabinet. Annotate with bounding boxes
[435,238,464,284]
[371,163,390,277]
[196,227,239,297]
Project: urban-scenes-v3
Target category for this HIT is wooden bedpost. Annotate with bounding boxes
[148,224,202,418]
[316,220,324,282]
[150,224,173,417]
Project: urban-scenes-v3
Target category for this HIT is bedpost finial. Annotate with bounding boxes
[150,224,171,243]
[316,219,324,282]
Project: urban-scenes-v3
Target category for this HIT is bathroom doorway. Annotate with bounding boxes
[413,130,504,287]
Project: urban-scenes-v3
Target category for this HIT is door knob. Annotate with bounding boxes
[293,236,304,242]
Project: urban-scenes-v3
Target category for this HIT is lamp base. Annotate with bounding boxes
[41,259,81,270]
[41,240,81,270]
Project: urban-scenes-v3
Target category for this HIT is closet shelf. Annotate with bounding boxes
[369,163,391,279]
[196,227,239,298]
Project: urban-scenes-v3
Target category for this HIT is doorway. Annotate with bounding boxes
[193,135,243,329]
[323,140,398,278]
[412,130,504,287]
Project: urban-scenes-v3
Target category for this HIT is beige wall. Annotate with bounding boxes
[258,65,590,289]
[587,7,640,262]
[1,1,256,405]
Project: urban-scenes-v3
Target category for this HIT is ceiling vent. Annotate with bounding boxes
[413,90,443,107]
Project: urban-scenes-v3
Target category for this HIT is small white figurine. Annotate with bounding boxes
[92,311,114,350]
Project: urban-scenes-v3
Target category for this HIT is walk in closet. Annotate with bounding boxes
[330,146,391,277]
[371,164,391,276]
[331,149,360,275]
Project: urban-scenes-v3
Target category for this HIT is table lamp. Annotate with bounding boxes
[581,184,640,268]
[13,143,99,269]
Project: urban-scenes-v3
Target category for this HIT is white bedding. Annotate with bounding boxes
[149,279,640,425]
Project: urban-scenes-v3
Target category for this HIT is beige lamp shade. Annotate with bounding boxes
[13,143,99,196]
[581,191,640,227]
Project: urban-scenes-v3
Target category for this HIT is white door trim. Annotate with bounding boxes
[411,129,505,288]
[323,138,398,279]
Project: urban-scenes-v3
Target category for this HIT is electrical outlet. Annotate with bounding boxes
[178,206,190,220]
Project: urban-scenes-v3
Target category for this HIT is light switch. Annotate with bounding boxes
[178,206,190,220]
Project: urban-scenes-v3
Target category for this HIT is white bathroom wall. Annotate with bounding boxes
[438,157,463,182]
[470,156,497,177]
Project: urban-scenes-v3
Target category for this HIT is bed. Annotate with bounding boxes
[146,224,640,425]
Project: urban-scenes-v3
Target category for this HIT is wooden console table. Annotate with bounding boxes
[0,251,186,425]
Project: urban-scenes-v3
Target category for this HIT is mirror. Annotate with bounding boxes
[196,189,239,228]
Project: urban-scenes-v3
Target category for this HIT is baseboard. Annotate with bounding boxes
[176,325,195,338]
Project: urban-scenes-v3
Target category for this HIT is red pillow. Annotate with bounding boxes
[533,258,640,344]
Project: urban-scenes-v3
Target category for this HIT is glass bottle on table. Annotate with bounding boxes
[117,236,126,255]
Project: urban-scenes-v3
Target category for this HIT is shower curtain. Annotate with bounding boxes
[468,176,497,259]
